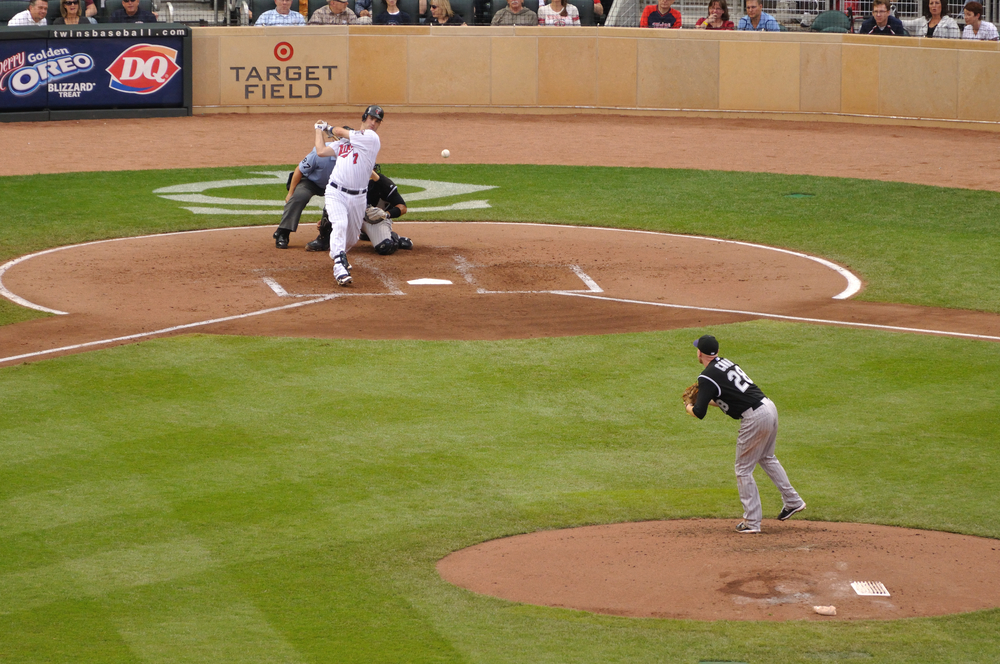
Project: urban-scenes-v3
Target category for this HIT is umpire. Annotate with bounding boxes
[271,137,339,249]
[686,334,806,534]
[306,164,412,254]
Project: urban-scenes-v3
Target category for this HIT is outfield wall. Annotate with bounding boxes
[191,26,1000,129]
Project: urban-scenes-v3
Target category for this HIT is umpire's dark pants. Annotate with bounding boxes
[277,179,325,232]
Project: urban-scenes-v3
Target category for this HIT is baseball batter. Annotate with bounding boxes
[313,105,384,286]
[306,165,412,254]
[686,334,806,533]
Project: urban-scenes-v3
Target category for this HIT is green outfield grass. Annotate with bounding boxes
[2,164,1000,327]
[2,164,1000,663]
[1,323,999,663]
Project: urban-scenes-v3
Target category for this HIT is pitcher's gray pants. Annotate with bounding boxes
[735,398,803,530]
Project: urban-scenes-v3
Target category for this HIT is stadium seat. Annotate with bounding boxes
[447,0,473,23]
[810,9,850,32]
[488,0,538,21]
[566,0,592,25]
[1,0,29,23]
[370,0,420,22]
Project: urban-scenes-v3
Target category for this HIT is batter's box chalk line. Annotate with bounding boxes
[473,264,603,295]
[851,581,890,596]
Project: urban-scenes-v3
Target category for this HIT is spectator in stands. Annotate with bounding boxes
[962,1,999,38]
[374,0,411,22]
[254,0,305,24]
[538,0,580,25]
[540,0,601,21]
[737,0,779,30]
[53,0,97,23]
[695,0,734,29]
[640,0,681,28]
[492,0,538,25]
[909,0,960,36]
[354,0,374,21]
[309,0,369,23]
[109,0,157,21]
[427,0,466,24]
[7,0,49,25]
[859,0,905,34]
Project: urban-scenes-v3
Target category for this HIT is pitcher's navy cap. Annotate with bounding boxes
[693,335,719,356]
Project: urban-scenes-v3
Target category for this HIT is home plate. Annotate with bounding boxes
[407,278,453,285]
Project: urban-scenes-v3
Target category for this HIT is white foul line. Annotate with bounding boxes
[0,296,339,366]
[551,291,1000,342]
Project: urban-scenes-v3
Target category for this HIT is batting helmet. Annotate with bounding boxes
[362,105,385,122]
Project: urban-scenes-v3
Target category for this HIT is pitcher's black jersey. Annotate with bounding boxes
[693,357,766,420]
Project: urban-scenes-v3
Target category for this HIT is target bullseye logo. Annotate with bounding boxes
[273,42,294,62]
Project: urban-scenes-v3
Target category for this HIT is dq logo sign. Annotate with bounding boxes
[106,44,180,94]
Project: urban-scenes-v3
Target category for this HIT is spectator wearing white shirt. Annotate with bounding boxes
[8,0,49,25]
[255,0,307,25]
[961,1,999,39]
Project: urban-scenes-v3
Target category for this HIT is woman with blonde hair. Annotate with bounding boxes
[538,0,580,25]
[52,0,96,23]
[426,0,466,24]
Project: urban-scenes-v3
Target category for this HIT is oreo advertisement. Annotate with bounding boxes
[0,28,186,110]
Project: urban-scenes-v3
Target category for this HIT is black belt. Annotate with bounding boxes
[331,183,367,196]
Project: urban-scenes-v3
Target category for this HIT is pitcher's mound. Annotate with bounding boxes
[437,519,1000,621]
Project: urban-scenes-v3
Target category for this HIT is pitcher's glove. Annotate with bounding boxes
[365,206,390,223]
[682,384,699,407]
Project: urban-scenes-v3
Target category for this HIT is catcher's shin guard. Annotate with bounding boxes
[306,218,333,252]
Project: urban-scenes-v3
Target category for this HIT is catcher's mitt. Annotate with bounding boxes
[365,206,389,223]
[682,384,699,407]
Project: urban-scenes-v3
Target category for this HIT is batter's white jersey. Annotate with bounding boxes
[329,129,381,191]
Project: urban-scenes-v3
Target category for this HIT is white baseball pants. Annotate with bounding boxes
[734,398,803,530]
[324,185,366,277]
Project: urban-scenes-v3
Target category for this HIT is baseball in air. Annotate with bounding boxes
[441,149,450,158]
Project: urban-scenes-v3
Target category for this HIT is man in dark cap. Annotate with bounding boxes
[686,334,806,533]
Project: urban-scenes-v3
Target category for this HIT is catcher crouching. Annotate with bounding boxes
[307,164,412,255]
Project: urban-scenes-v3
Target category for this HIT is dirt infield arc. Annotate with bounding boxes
[3,221,1000,366]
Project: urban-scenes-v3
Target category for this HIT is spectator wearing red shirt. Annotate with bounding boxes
[695,0,735,29]
[640,0,680,27]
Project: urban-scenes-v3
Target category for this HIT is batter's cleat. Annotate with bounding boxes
[273,229,290,249]
[392,232,413,250]
[336,272,353,286]
[735,521,760,534]
[777,503,807,521]
[305,235,329,252]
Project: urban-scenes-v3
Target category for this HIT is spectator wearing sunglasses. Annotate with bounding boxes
[423,0,466,24]
[52,0,96,22]
[110,0,158,22]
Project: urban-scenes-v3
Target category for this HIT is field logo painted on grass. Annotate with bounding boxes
[153,172,497,215]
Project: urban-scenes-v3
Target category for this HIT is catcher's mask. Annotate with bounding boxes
[362,105,385,123]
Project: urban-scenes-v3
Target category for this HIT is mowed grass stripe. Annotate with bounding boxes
[1,322,999,662]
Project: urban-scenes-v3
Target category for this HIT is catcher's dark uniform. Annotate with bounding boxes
[692,352,804,533]
[307,172,412,254]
